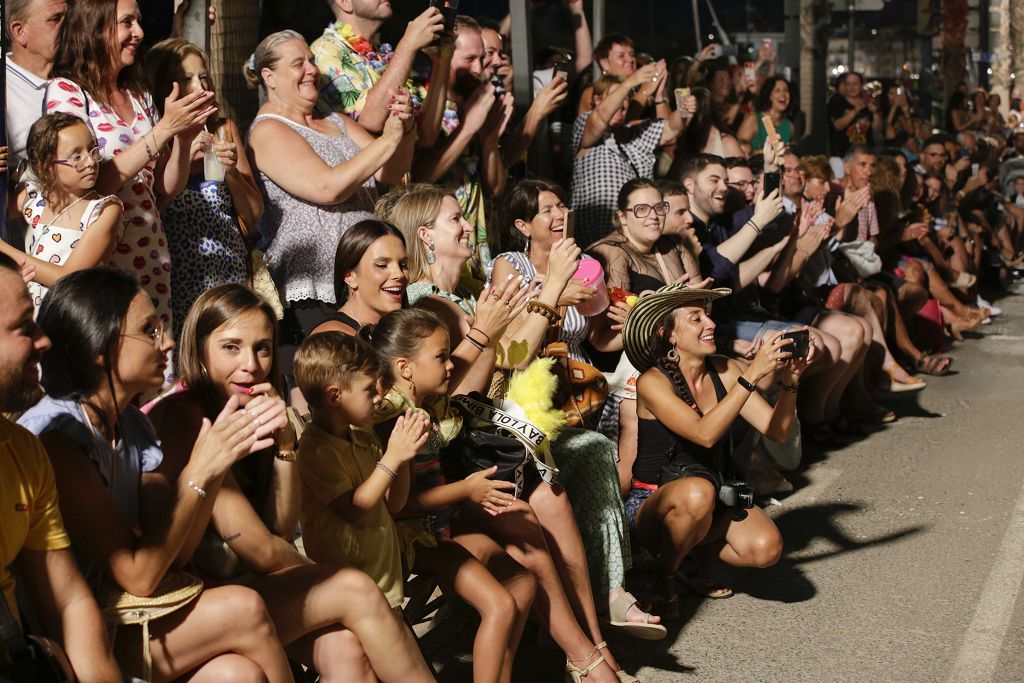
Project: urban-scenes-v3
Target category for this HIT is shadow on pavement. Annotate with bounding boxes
[730,502,924,604]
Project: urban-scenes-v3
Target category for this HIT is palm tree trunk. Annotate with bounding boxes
[210,0,259,131]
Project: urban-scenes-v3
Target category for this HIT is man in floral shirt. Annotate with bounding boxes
[313,0,450,147]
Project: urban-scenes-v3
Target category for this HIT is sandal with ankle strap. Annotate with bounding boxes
[596,642,640,683]
[603,591,667,640]
[565,649,607,682]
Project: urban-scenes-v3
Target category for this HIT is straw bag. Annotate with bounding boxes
[98,570,203,680]
[542,341,608,426]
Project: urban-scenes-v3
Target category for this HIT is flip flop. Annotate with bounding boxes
[604,592,667,640]
[915,353,953,376]
[679,574,734,599]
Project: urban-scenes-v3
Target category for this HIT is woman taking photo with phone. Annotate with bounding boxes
[623,284,811,617]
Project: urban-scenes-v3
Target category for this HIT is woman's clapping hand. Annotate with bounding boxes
[190,393,287,479]
[473,273,529,342]
[383,87,415,144]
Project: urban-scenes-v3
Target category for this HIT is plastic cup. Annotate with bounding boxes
[203,141,225,182]
[572,260,609,317]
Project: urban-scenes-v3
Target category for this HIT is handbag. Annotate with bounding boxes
[543,342,609,426]
[442,393,559,498]
[834,240,882,279]
[97,570,203,681]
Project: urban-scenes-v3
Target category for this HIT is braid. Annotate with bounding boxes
[650,317,702,415]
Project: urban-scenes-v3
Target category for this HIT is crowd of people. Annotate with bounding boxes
[3,0,1023,681]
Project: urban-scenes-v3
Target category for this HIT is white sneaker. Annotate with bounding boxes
[977,295,1002,317]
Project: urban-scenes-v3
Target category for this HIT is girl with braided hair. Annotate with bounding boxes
[621,284,812,617]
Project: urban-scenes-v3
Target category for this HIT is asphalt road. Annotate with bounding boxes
[443,284,1024,683]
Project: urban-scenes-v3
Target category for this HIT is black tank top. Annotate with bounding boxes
[632,361,731,486]
[310,308,362,333]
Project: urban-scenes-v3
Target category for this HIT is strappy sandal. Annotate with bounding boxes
[596,642,640,683]
[565,648,607,682]
[604,591,667,640]
[951,271,977,290]
[679,574,734,599]
[914,353,953,376]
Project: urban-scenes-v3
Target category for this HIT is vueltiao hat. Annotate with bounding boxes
[622,283,732,372]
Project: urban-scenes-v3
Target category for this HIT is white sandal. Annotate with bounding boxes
[604,591,667,641]
[596,641,641,682]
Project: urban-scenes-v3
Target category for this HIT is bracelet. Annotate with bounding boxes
[375,461,398,479]
[466,329,489,349]
[746,219,761,234]
[526,299,561,323]
[468,327,491,344]
[275,449,297,462]
[781,383,798,393]
[737,376,756,393]
[143,136,154,161]
[653,98,667,105]
[187,480,207,498]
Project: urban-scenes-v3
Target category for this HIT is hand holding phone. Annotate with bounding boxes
[674,87,690,112]
[780,329,810,359]
[562,207,575,240]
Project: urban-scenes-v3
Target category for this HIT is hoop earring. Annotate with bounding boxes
[426,243,436,265]
[666,347,679,362]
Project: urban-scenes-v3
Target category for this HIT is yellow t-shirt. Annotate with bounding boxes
[298,422,404,607]
[0,416,71,621]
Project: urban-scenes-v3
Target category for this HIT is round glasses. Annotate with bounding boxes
[54,146,103,171]
[625,202,669,218]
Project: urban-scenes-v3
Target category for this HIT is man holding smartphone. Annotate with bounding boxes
[312,0,451,147]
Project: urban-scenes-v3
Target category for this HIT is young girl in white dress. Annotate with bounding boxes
[0,113,122,310]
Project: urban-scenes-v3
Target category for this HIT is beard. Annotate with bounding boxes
[0,361,45,414]
[453,70,484,101]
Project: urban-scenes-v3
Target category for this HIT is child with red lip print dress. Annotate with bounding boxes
[0,113,122,312]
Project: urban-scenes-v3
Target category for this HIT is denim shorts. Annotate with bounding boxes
[624,486,655,532]
[731,319,797,343]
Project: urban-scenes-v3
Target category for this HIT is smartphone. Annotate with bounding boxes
[896,86,904,97]
[720,44,739,58]
[744,61,756,83]
[553,60,569,82]
[971,162,980,176]
[762,171,780,196]
[761,115,781,147]
[761,38,773,50]
[428,0,458,45]
[674,87,690,111]
[563,208,575,240]
[780,329,810,359]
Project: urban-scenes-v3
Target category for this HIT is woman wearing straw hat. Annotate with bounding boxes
[622,283,813,617]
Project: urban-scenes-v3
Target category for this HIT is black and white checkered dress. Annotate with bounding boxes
[570,111,666,249]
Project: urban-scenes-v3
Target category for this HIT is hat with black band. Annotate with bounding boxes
[622,283,732,372]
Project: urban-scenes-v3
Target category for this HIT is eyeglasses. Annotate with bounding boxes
[122,321,165,348]
[728,180,756,189]
[625,202,669,218]
[54,146,103,171]
[782,166,804,175]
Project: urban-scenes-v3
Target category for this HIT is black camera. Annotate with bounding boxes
[719,481,755,509]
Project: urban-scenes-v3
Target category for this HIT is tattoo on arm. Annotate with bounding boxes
[223,532,242,543]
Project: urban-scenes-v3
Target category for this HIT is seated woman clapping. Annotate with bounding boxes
[144,284,435,683]
[624,284,811,616]
[19,269,294,682]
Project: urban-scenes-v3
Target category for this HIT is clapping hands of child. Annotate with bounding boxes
[385,409,430,463]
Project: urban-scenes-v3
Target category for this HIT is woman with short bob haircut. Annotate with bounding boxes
[146,283,436,682]
[20,268,293,682]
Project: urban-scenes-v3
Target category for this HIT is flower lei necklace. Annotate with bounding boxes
[335,22,394,71]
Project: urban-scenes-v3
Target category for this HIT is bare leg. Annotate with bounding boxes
[243,565,434,683]
[114,585,294,683]
[453,528,536,683]
[459,501,617,683]
[287,628,376,683]
[616,399,638,496]
[702,507,783,569]
[812,313,868,422]
[846,288,911,382]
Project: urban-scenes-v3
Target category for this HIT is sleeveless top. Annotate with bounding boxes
[250,113,377,306]
[19,396,163,586]
[751,115,793,151]
[633,362,731,486]
[495,251,592,363]
[407,280,477,317]
[23,192,121,311]
[311,308,363,333]
[163,173,248,339]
